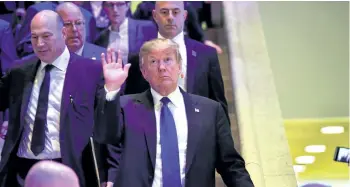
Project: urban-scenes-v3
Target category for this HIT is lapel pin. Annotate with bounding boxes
[192,50,196,57]
[195,108,199,112]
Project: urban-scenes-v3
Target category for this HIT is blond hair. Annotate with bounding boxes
[139,38,182,69]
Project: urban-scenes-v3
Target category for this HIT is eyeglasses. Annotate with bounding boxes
[104,2,127,9]
[63,20,85,29]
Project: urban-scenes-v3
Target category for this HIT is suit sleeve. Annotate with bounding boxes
[215,103,254,187]
[185,3,206,42]
[208,48,229,121]
[93,72,124,144]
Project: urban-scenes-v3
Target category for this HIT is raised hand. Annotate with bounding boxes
[101,48,131,91]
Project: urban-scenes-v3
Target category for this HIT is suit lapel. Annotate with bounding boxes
[137,90,157,170]
[59,54,80,137]
[128,18,137,54]
[101,29,110,48]
[181,90,202,174]
[20,59,41,128]
[185,38,197,94]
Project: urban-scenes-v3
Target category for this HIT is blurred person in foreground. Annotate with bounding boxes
[24,160,80,187]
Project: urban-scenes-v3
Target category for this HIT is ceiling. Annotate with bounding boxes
[284,118,349,180]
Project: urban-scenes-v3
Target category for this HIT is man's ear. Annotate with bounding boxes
[152,10,158,23]
[62,27,67,40]
[183,10,188,21]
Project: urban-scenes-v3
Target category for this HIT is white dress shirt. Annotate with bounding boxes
[151,87,188,187]
[108,18,129,65]
[75,44,84,56]
[17,47,70,159]
[158,32,187,91]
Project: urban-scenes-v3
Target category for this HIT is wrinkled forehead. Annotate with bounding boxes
[60,10,84,21]
[146,47,177,59]
[31,16,57,33]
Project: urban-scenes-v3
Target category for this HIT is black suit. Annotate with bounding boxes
[0,53,119,187]
[108,89,253,187]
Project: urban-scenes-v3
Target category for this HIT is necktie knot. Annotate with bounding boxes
[161,97,171,106]
[45,64,54,72]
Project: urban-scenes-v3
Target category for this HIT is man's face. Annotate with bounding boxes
[31,17,64,63]
[153,1,187,39]
[141,47,181,92]
[60,10,86,53]
[104,2,129,27]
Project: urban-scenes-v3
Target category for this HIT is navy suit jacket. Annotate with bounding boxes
[15,2,97,58]
[0,53,120,187]
[108,89,253,187]
[122,27,228,117]
[94,18,156,56]
[81,42,106,60]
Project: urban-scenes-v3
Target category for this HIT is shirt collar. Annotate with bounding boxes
[151,86,183,108]
[158,31,185,45]
[75,43,85,56]
[109,17,128,34]
[40,46,70,72]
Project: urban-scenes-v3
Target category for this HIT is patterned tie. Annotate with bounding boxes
[160,97,182,187]
[31,64,53,156]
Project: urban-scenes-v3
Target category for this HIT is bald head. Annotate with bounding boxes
[30,10,66,63]
[31,10,63,34]
[25,161,79,187]
[57,2,84,18]
[153,1,187,39]
[155,1,185,10]
[57,2,86,53]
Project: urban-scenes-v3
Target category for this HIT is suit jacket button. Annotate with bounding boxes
[148,175,153,180]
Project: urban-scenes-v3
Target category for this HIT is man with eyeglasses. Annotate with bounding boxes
[15,2,97,58]
[57,2,106,60]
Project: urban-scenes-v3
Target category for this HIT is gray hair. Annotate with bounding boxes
[56,2,85,20]
[139,38,182,69]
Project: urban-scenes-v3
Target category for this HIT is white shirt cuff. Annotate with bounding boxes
[104,86,119,101]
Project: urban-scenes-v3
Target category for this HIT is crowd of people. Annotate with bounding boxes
[0,1,254,187]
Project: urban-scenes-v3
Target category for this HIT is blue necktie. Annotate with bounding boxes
[160,97,181,187]
[31,64,53,156]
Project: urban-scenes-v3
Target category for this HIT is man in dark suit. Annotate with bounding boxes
[94,1,157,95]
[107,38,254,187]
[151,1,228,117]
[133,1,223,54]
[15,2,97,58]
[57,2,106,60]
[101,2,229,184]
[0,10,130,187]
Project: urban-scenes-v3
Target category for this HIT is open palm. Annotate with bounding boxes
[101,49,131,91]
